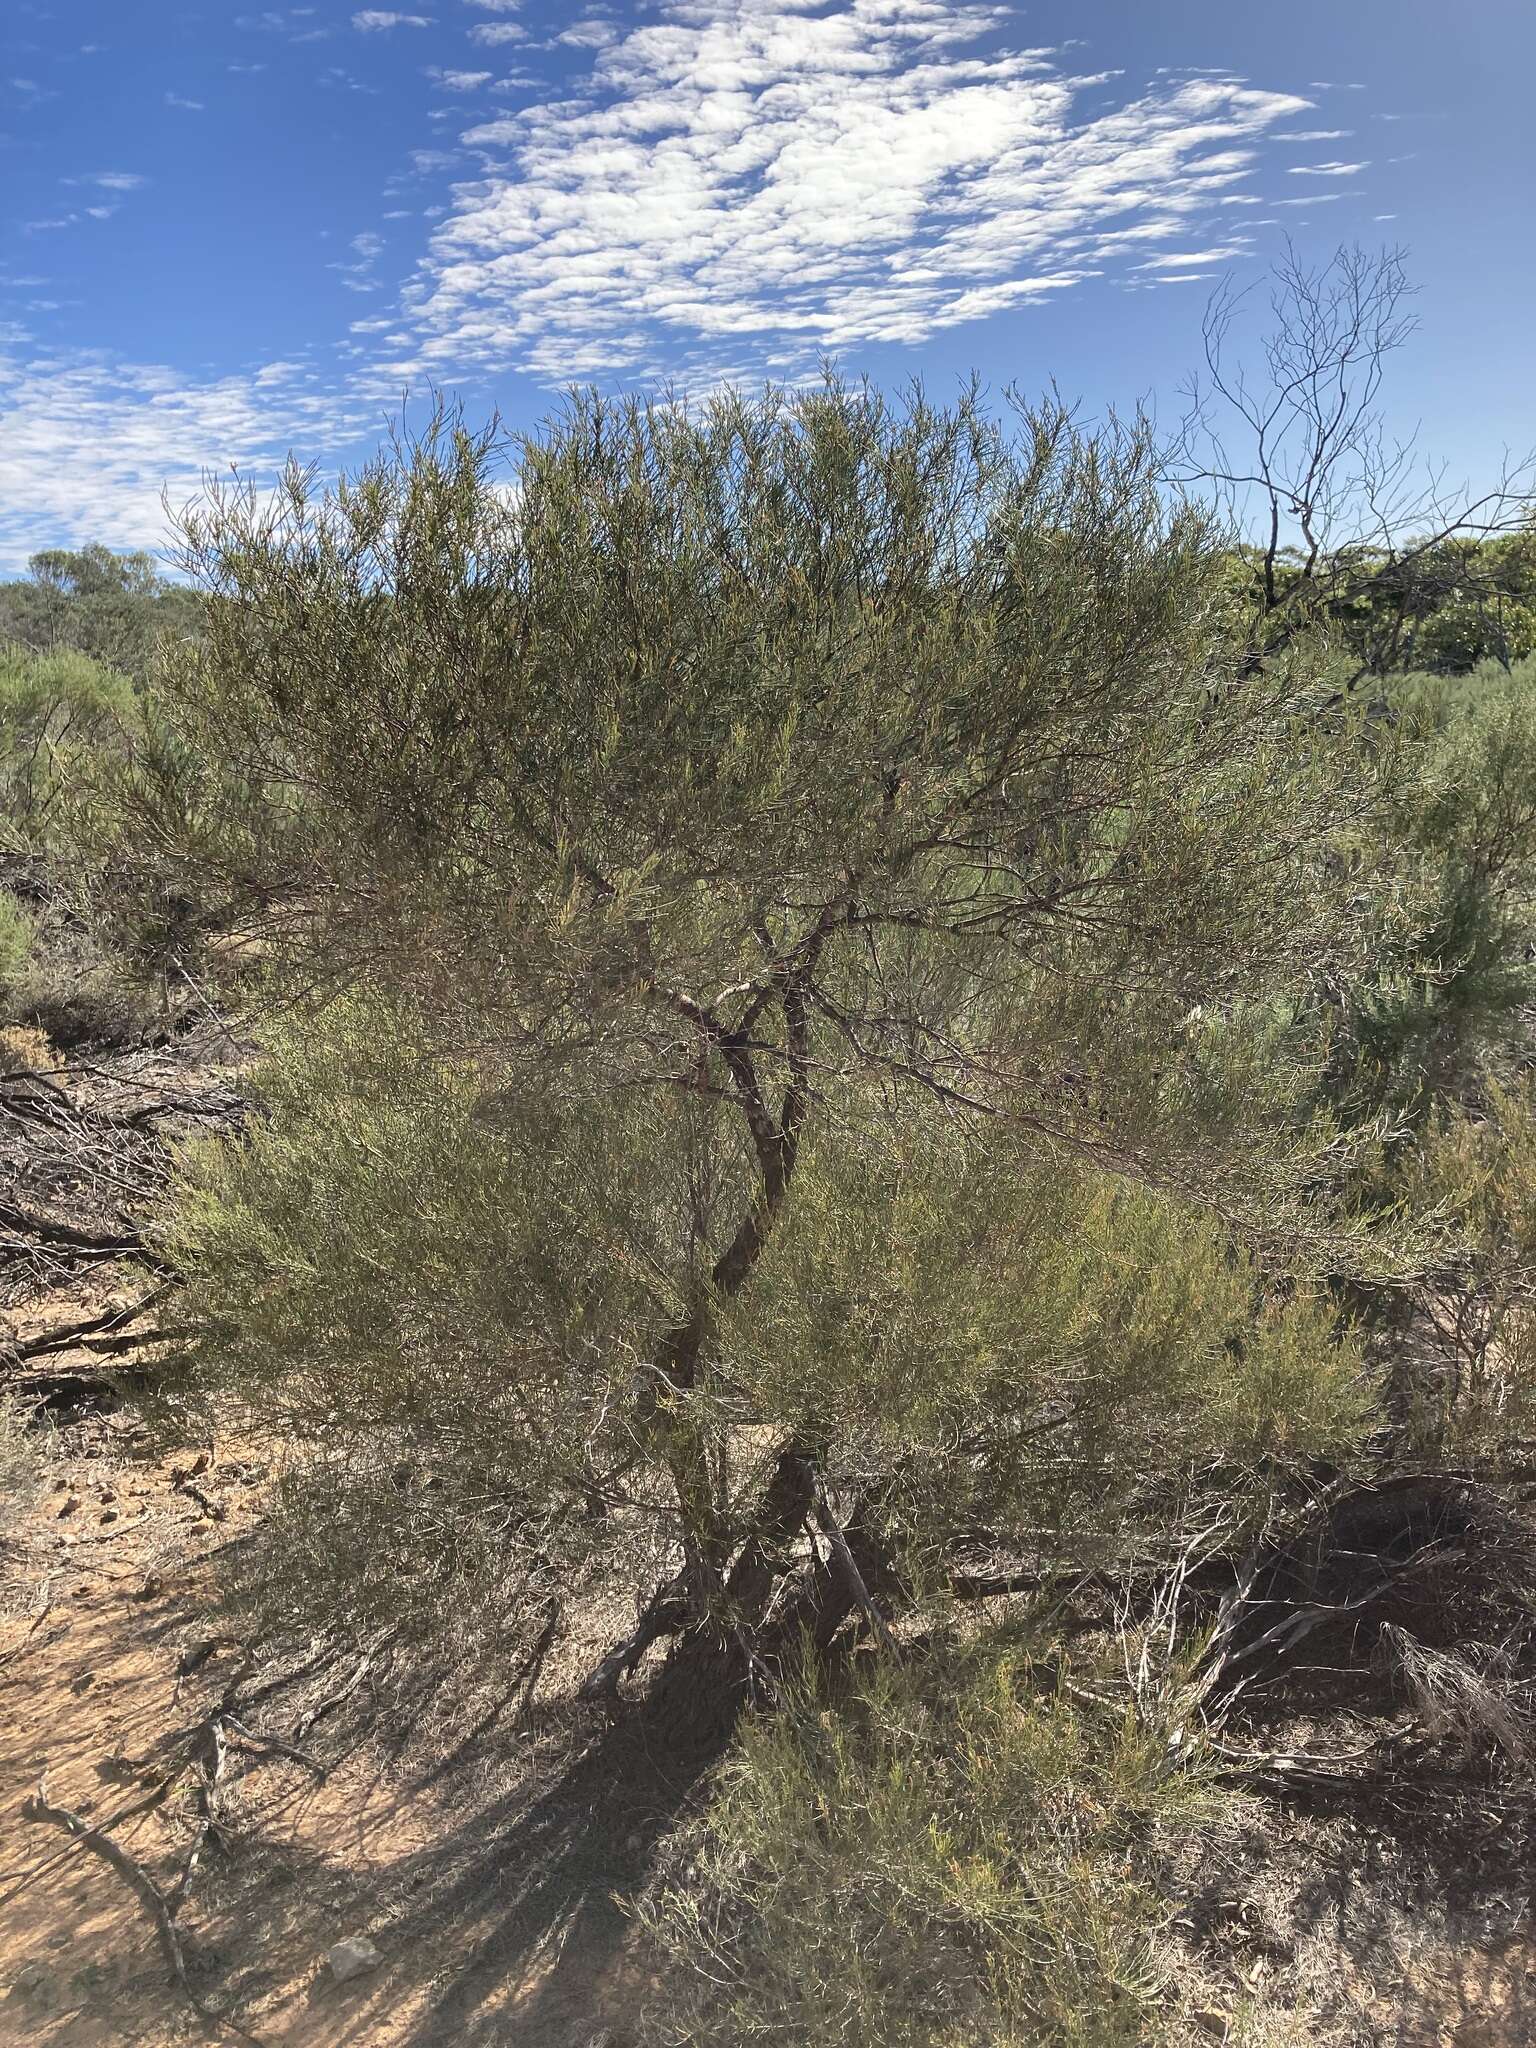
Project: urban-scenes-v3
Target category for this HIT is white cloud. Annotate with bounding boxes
[399,0,1311,383]
[237,8,333,36]
[1136,247,1244,270]
[329,228,391,292]
[0,349,371,568]
[467,22,526,43]
[319,65,379,92]
[0,0,1375,555]
[1272,129,1351,141]
[352,10,434,29]
[165,92,205,110]
[1288,159,1367,175]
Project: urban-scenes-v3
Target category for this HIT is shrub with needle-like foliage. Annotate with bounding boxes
[1336,655,1536,1128]
[99,379,1421,1708]
[634,1626,1226,2048]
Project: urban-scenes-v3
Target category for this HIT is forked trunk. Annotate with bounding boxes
[641,1457,893,1754]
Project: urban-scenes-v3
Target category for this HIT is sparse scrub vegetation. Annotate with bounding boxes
[2,248,1535,2044]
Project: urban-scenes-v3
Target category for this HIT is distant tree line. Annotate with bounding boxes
[0,543,200,686]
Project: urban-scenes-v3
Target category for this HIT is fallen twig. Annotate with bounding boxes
[1,1285,174,1367]
[219,1714,326,1778]
[294,1629,396,1739]
[170,1718,229,1917]
[21,1776,212,2018]
[0,1775,172,1907]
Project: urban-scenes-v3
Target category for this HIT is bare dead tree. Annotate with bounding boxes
[1173,242,1536,680]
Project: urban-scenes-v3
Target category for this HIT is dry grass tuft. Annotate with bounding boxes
[0,1021,54,1075]
[1378,1622,1532,1769]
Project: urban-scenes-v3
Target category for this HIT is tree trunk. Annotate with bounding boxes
[640,1461,894,1755]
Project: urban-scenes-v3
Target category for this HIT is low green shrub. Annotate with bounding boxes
[637,1630,1223,2048]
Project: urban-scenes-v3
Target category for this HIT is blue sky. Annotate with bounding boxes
[1,0,1530,570]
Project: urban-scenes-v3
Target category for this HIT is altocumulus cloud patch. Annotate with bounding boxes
[0,352,373,565]
[399,0,1309,383]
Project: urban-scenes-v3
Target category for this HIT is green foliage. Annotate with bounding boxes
[164,998,1372,1629]
[717,1113,1371,1552]
[636,1628,1222,2048]
[1218,533,1536,682]
[115,381,1417,1654]
[1401,1076,1536,1458]
[1354,529,1536,677]
[0,639,233,1044]
[0,893,35,992]
[0,544,200,685]
[0,642,136,852]
[164,999,635,1483]
[1333,656,1536,1127]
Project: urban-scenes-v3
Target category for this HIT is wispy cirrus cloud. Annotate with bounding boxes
[1137,247,1245,270]
[24,169,148,236]
[397,0,1312,383]
[331,228,389,291]
[2,0,1391,565]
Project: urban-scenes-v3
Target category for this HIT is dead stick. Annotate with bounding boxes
[0,1776,172,1908]
[176,1478,226,1522]
[811,1491,899,1658]
[219,1715,326,1778]
[21,1777,211,2016]
[294,1631,393,1739]
[169,1723,228,1917]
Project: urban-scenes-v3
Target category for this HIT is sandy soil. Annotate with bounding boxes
[3,1407,1535,2047]
[0,1413,652,2048]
